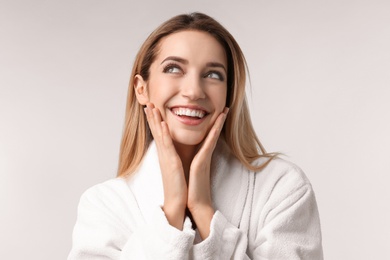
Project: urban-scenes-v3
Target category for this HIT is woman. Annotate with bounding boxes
[68,12,323,259]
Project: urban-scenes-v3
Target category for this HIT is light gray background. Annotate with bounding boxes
[1,0,389,259]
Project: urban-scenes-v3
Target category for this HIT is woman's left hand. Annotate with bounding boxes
[187,107,229,239]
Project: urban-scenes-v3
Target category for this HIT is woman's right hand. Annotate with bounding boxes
[144,103,188,230]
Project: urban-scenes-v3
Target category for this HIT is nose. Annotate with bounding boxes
[181,73,206,100]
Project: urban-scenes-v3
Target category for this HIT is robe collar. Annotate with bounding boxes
[126,139,249,228]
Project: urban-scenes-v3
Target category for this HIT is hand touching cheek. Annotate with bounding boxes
[144,103,188,230]
[145,100,229,239]
[187,107,229,239]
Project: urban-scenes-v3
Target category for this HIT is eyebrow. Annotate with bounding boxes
[161,56,227,73]
[161,56,188,65]
[206,62,227,73]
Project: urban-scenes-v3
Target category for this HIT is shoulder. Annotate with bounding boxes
[78,178,137,215]
[81,178,129,200]
[253,156,311,189]
[70,178,144,257]
[246,158,323,259]
[250,156,316,210]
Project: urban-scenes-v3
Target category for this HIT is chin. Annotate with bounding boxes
[171,131,207,147]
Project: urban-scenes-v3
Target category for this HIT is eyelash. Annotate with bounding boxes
[162,63,182,74]
[162,63,225,81]
[205,71,224,81]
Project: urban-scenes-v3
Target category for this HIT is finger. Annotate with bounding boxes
[153,107,172,147]
[144,103,155,126]
[198,108,229,156]
[161,121,175,148]
[144,103,163,141]
[145,104,176,151]
[152,107,163,134]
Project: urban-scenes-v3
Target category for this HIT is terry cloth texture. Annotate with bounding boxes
[68,140,323,259]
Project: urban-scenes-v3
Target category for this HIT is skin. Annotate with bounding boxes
[134,30,229,240]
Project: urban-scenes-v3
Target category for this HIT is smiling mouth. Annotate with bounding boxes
[171,107,207,119]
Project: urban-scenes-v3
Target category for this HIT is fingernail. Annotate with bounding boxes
[224,107,229,114]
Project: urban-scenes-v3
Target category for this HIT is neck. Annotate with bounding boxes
[173,142,198,182]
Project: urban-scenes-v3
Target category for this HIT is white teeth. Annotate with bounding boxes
[173,108,205,118]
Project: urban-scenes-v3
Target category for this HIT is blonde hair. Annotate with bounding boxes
[118,12,275,177]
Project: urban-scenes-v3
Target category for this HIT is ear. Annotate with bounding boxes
[134,74,149,105]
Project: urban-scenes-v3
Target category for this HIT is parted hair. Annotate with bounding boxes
[117,12,275,177]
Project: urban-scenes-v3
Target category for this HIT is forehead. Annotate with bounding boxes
[155,30,227,65]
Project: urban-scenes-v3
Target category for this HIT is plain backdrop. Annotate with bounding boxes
[1,0,389,259]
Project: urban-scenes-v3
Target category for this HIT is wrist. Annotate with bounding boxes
[162,202,186,230]
[189,204,215,240]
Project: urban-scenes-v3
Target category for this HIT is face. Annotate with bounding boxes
[136,30,228,148]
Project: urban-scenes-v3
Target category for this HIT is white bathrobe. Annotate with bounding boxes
[68,140,323,259]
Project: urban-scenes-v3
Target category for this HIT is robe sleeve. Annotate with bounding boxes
[191,168,323,260]
[191,211,250,259]
[67,180,195,260]
[251,183,323,259]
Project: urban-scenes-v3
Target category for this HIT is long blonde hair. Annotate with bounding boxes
[118,12,275,177]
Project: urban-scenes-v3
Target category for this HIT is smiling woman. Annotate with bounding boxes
[135,30,228,149]
[68,12,323,259]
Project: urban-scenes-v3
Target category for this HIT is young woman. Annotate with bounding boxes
[68,13,323,259]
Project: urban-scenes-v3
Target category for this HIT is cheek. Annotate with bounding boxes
[147,75,176,100]
[146,80,165,104]
[211,87,228,109]
[146,80,173,119]
[206,88,227,126]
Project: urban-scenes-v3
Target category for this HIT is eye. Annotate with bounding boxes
[163,63,182,74]
[205,71,224,81]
